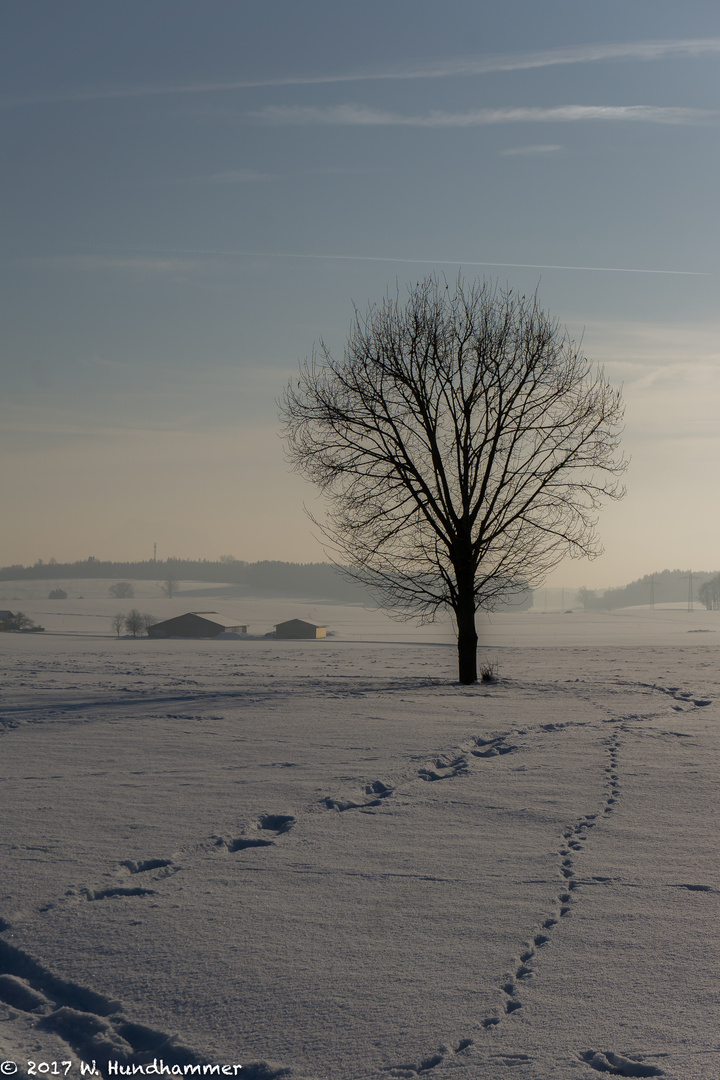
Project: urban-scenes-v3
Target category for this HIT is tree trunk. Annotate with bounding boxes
[455,592,478,685]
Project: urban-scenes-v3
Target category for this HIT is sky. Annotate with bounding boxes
[2,0,719,591]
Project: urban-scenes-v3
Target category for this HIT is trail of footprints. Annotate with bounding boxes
[6,704,687,1078]
[0,815,297,1076]
[321,734,519,813]
[387,732,663,1078]
[484,736,623,1029]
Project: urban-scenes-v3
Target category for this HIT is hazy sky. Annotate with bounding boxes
[2,1,719,589]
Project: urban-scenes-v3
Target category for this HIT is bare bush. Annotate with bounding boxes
[109,582,135,599]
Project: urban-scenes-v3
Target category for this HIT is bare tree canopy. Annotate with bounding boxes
[281,276,626,683]
[109,581,134,599]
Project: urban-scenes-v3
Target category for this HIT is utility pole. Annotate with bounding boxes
[153,542,157,562]
[688,570,694,613]
[650,575,655,610]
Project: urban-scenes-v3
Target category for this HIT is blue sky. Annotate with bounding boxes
[2,1,719,589]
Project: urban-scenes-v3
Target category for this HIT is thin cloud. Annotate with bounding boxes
[500,144,563,156]
[3,37,720,108]
[252,104,717,127]
[72,245,711,278]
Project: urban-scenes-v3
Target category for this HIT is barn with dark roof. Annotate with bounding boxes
[147,612,247,638]
[274,619,326,639]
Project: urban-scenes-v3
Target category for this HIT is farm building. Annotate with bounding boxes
[274,619,326,639]
[147,612,247,639]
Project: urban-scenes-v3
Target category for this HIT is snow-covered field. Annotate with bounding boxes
[1,584,719,1079]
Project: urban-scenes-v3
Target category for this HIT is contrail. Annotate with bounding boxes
[252,104,716,127]
[3,37,720,107]
[94,245,711,277]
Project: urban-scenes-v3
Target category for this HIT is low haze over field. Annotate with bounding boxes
[2,1,719,587]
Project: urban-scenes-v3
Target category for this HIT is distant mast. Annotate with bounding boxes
[153,542,157,562]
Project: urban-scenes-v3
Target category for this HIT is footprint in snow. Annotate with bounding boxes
[579,1049,664,1076]
[218,813,295,851]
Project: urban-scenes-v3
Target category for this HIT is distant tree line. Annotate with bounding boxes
[698,574,720,611]
[576,569,719,610]
[0,557,368,601]
[1,556,532,609]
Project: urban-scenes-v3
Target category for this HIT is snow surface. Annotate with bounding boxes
[1,586,719,1079]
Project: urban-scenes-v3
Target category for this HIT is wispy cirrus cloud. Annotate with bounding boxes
[3,37,720,108]
[37,245,708,278]
[251,103,717,127]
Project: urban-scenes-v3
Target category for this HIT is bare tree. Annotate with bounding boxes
[109,581,134,599]
[281,276,626,684]
[124,608,147,637]
[111,612,125,637]
[0,611,38,632]
[160,578,180,598]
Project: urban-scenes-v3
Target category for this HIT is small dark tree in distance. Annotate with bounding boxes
[109,581,135,599]
[281,276,626,684]
[49,588,68,599]
[0,611,43,632]
[111,613,125,637]
[160,578,180,598]
[124,608,147,637]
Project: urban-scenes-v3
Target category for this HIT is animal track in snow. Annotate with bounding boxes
[322,777,396,812]
[479,737,625,1033]
[579,1049,665,1075]
[418,754,469,781]
[389,1036,474,1075]
[119,858,176,876]
[365,780,394,796]
[655,685,712,709]
[470,736,518,758]
[223,837,275,852]
[82,886,157,902]
[218,813,295,851]
[325,732,520,819]
[669,882,716,893]
[0,935,225,1072]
